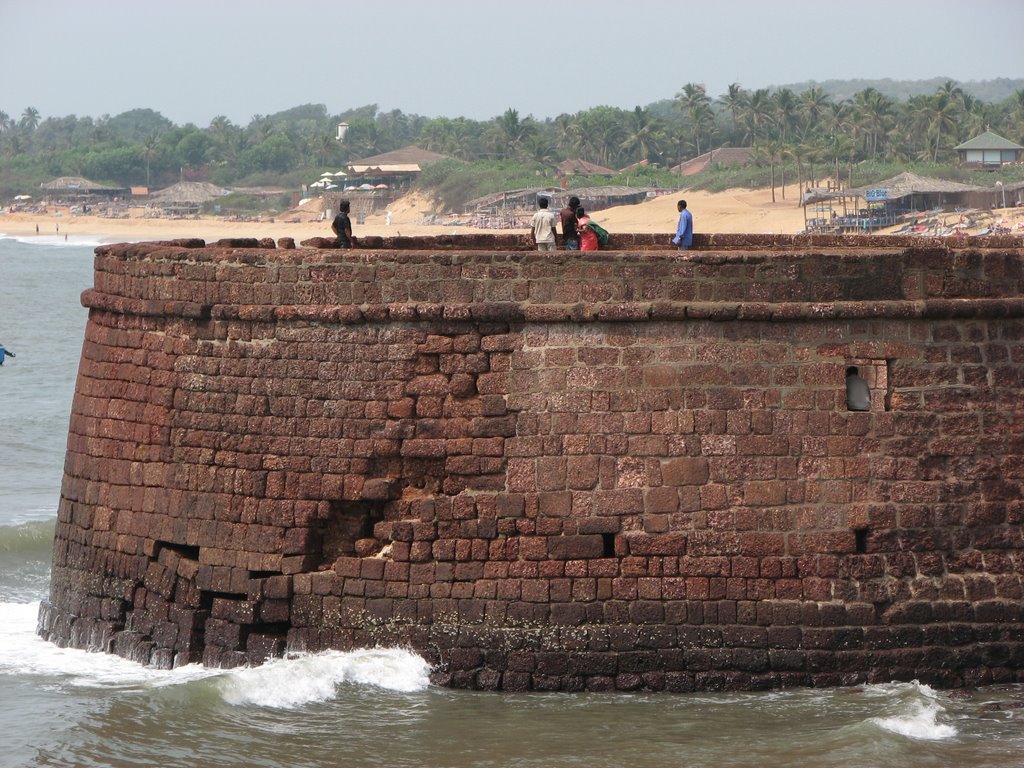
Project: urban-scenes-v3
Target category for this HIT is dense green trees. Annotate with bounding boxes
[1,79,1023,203]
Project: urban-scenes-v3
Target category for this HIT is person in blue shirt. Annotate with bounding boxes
[0,345,14,365]
[672,199,693,250]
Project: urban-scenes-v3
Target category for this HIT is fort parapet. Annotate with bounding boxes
[39,233,1024,692]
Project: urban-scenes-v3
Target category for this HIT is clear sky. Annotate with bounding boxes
[1,0,1022,127]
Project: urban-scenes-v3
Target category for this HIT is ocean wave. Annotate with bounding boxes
[216,648,433,708]
[0,600,430,703]
[0,234,109,247]
[865,680,958,740]
[870,700,958,740]
[0,519,56,554]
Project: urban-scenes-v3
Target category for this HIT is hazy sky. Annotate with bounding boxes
[2,0,1022,127]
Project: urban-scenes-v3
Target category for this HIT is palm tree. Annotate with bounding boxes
[20,106,40,131]
[798,87,831,140]
[718,83,747,143]
[676,83,714,155]
[741,88,775,145]
[620,106,663,163]
[1010,90,1024,143]
[0,111,11,133]
[924,91,961,162]
[772,88,799,144]
[309,132,339,167]
[138,133,161,187]
[523,134,557,166]
[753,140,784,202]
[851,88,893,159]
[495,108,537,159]
[554,113,583,157]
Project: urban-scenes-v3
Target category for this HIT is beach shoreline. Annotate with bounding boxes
[3,183,1021,244]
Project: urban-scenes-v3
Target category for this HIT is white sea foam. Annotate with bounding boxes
[870,700,957,740]
[864,683,958,741]
[1,601,430,703]
[0,601,217,687]
[217,648,432,708]
[0,234,111,247]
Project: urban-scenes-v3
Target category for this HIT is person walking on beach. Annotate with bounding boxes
[560,195,581,250]
[672,199,693,250]
[331,200,353,248]
[530,197,558,251]
[576,206,599,251]
[0,344,15,365]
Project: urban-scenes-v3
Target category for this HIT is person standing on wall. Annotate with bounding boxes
[332,199,353,248]
[531,197,558,251]
[672,199,693,250]
[560,195,581,250]
[576,206,599,251]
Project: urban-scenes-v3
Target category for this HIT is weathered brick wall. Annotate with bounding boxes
[39,236,1024,691]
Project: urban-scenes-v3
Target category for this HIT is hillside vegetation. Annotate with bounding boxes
[2,78,1023,211]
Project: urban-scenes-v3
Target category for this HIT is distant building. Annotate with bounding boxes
[345,145,448,186]
[671,147,753,176]
[954,131,1024,169]
[556,159,617,177]
[40,176,126,203]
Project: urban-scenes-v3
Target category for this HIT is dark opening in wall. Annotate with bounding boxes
[155,541,200,561]
[318,500,385,563]
[854,528,869,554]
[602,533,616,557]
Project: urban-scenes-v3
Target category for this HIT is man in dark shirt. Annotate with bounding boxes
[560,195,581,250]
[331,199,353,248]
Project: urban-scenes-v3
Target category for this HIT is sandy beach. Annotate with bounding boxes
[2,183,1021,244]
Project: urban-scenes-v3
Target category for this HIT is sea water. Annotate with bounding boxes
[0,235,1022,768]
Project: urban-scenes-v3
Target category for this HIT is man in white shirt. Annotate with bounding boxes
[531,197,557,251]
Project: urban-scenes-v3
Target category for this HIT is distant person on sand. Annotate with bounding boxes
[385,210,393,226]
[576,207,599,251]
[672,199,693,250]
[530,197,557,251]
[0,344,15,365]
[331,200,353,248]
[560,195,580,250]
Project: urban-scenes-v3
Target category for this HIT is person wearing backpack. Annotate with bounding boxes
[576,207,598,251]
[576,206,609,250]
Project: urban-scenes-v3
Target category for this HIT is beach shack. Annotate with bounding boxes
[41,176,126,207]
[955,131,1024,169]
[150,181,228,218]
[345,145,447,190]
[337,145,448,221]
[802,172,988,233]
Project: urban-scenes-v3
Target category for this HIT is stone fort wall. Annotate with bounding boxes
[39,234,1024,692]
